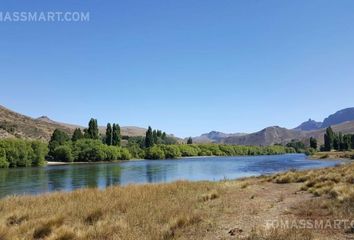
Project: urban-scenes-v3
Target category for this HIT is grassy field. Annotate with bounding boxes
[0,163,353,240]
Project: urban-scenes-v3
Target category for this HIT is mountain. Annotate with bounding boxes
[0,105,147,141]
[0,105,74,141]
[192,131,247,143]
[222,126,305,146]
[294,107,354,131]
[294,119,322,131]
[321,108,354,128]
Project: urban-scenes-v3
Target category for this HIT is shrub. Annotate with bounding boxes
[160,145,181,159]
[0,139,47,168]
[145,146,165,159]
[53,145,73,162]
[178,145,199,157]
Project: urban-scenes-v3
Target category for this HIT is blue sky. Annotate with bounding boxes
[1,0,354,137]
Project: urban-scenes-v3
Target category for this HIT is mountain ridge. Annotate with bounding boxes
[0,105,147,141]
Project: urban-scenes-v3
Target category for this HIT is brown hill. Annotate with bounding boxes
[0,105,147,141]
[222,121,354,146]
[0,105,73,141]
[222,126,305,146]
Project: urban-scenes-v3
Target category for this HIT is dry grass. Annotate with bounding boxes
[0,181,222,240]
[272,163,354,202]
[311,151,354,160]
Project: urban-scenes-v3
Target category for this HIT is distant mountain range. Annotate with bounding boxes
[193,107,354,146]
[1,104,354,146]
[294,108,354,131]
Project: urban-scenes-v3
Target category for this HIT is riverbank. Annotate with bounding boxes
[310,151,354,160]
[0,163,353,239]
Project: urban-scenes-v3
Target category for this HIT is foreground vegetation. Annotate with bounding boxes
[0,163,352,239]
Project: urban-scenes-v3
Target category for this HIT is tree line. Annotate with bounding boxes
[0,118,301,168]
[323,126,354,151]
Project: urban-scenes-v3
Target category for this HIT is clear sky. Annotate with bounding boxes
[1,1,354,138]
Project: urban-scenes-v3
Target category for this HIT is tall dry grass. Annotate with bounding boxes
[0,181,221,240]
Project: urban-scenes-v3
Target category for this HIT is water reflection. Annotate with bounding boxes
[0,154,340,198]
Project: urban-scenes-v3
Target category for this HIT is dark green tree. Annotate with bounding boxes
[153,130,158,144]
[324,127,334,151]
[342,134,351,151]
[145,126,154,148]
[105,123,113,145]
[187,137,193,145]
[157,130,162,137]
[351,134,354,149]
[72,128,84,142]
[48,129,70,159]
[87,118,99,139]
[112,124,121,146]
[309,137,317,150]
[338,132,344,151]
[161,132,166,139]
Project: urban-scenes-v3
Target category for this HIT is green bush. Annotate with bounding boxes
[0,139,47,168]
[0,149,9,168]
[160,145,181,159]
[119,148,132,160]
[178,145,200,157]
[145,146,165,159]
[53,145,73,162]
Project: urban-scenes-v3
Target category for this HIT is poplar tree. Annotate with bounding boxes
[324,127,334,151]
[105,123,113,145]
[187,137,193,145]
[309,137,317,150]
[145,126,154,148]
[87,118,99,139]
[153,130,158,144]
[112,124,121,146]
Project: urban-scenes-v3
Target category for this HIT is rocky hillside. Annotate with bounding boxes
[293,119,322,131]
[0,105,147,141]
[294,107,354,131]
[321,107,354,128]
[0,105,73,141]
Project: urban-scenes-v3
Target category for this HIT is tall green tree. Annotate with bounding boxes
[342,134,351,151]
[105,123,113,145]
[48,129,70,160]
[72,128,84,142]
[145,126,154,148]
[153,130,158,144]
[351,134,354,149]
[324,127,334,151]
[187,137,193,145]
[87,118,99,139]
[161,132,166,139]
[309,137,317,150]
[112,124,121,146]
